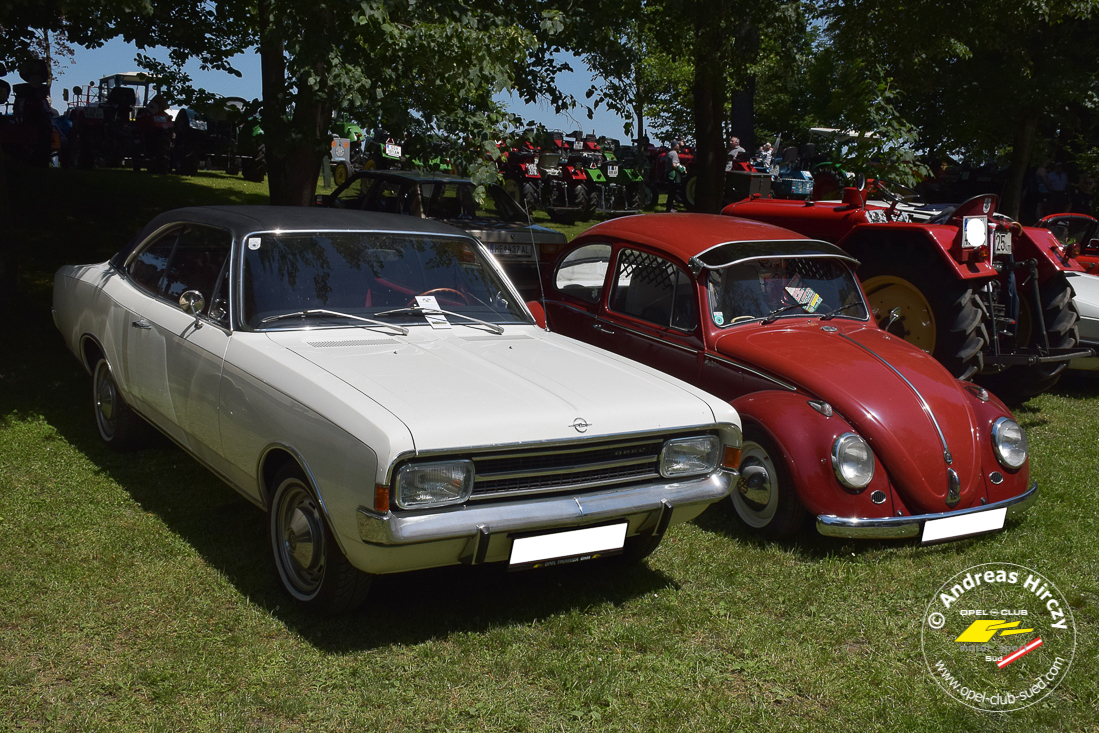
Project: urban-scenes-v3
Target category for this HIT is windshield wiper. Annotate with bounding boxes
[819,302,864,321]
[760,303,805,324]
[259,309,409,335]
[373,306,505,335]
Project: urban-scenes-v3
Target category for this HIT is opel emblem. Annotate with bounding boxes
[570,417,592,433]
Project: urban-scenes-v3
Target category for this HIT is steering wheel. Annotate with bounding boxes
[408,288,470,306]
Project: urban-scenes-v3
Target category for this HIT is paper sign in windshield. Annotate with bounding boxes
[414,295,451,329]
[785,275,823,313]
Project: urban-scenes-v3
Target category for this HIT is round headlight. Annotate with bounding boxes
[991,417,1028,470]
[831,433,875,490]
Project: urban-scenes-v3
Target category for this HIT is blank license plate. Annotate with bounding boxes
[510,523,627,567]
[992,230,1012,254]
[921,507,1006,544]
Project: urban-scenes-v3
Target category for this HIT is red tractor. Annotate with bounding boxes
[532,130,590,224]
[725,188,1091,402]
[68,73,173,172]
[496,136,542,213]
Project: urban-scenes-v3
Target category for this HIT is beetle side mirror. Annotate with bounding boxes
[179,290,205,329]
[526,300,548,330]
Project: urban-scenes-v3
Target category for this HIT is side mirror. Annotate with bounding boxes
[854,172,867,190]
[179,290,205,329]
[840,187,865,210]
[525,300,548,330]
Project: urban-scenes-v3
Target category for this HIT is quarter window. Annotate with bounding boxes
[610,249,697,331]
[554,244,611,304]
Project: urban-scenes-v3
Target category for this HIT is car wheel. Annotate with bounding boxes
[732,426,806,539]
[92,358,144,450]
[858,244,986,380]
[977,271,1081,403]
[268,465,372,613]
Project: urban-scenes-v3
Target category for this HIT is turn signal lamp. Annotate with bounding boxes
[374,484,390,513]
[722,446,742,470]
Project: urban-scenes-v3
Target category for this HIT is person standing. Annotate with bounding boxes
[1072,176,1096,215]
[665,140,687,211]
[728,136,745,160]
[1035,160,1052,219]
[1047,162,1069,213]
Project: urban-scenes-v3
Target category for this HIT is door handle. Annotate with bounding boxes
[131,319,152,329]
[593,322,615,334]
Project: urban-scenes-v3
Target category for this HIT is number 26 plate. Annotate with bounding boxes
[992,230,1012,255]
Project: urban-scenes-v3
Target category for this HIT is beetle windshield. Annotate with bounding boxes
[706,257,867,326]
[242,232,529,329]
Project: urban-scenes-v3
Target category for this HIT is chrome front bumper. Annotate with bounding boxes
[347,470,734,575]
[816,482,1038,543]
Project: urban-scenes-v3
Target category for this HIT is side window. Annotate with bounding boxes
[335,178,371,208]
[610,249,697,331]
[129,228,180,296]
[364,180,407,214]
[161,226,232,314]
[554,244,611,304]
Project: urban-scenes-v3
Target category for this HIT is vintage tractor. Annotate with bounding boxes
[360,130,404,170]
[0,59,54,167]
[67,73,173,172]
[497,135,542,213]
[328,119,366,184]
[725,189,1092,401]
[587,136,646,215]
[534,130,590,224]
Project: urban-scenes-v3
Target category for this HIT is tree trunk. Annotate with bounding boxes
[1002,110,1039,221]
[0,151,18,302]
[691,22,727,213]
[730,76,756,154]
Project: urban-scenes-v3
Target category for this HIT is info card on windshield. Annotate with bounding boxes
[414,295,452,329]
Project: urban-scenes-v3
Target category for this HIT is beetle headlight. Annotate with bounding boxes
[991,417,1028,470]
[831,433,875,490]
[660,435,721,478]
[394,460,474,509]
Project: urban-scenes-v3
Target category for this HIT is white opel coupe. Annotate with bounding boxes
[53,206,742,612]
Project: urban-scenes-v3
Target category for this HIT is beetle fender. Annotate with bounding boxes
[731,391,896,519]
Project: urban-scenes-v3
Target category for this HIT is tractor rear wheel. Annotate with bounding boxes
[502,177,521,203]
[977,272,1081,403]
[626,183,644,211]
[683,174,699,211]
[148,131,171,174]
[572,183,593,221]
[521,181,540,214]
[858,245,986,380]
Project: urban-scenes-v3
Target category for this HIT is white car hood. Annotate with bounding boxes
[266,326,720,452]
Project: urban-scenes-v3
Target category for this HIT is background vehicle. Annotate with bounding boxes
[535,130,589,224]
[53,206,742,613]
[543,213,1036,542]
[1039,213,1098,273]
[67,72,174,173]
[725,190,1091,401]
[315,169,567,297]
[496,135,542,212]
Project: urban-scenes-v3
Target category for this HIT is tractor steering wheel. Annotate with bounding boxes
[408,288,470,307]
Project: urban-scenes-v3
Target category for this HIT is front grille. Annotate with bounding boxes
[469,436,668,500]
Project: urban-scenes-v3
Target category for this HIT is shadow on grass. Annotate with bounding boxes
[2,307,674,653]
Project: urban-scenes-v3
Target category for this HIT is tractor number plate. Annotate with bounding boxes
[84,108,103,119]
[385,143,402,158]
[525,163,539,176]
[573,141,584,150]
[992,230,1012,255]
[192,120,208,131]
[608,165,619,177]
[725,161,733,172]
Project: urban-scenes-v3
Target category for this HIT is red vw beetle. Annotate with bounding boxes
[542,214,1037,543]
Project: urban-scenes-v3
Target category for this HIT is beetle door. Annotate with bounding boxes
[545,242,613,344]
[603,248,704,385]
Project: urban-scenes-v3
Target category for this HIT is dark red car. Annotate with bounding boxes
[542,214,1037,543]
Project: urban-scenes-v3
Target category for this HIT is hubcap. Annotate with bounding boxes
[95,364,117,438]
[733,442,780,528]
[276,484,325,595]
[863,275,937,353]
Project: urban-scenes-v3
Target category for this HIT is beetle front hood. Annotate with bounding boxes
[715,322,984,513]
[269,326,724,452]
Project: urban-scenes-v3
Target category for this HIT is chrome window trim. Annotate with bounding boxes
[688,239,861,273]
[838,332,952,464]
[702,353,797,391]
[599,318,701,355]
[235,227,534,332]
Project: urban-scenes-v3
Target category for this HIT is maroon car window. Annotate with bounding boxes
[610,249,698,331]
[161,226,232,312]
[129,228,180,296]
[555,244,611,304]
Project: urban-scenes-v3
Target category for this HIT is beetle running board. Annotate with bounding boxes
[986,347,1095,367]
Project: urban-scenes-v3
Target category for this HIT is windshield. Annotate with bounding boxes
[419,182,528,223]
[242,232,529,329]
[706,257,867,326]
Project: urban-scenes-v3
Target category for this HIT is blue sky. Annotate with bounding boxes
[3,37,635,138]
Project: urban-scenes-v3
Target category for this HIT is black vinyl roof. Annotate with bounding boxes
[113,205,471,266]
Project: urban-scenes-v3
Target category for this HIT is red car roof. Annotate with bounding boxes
[576,213,812,262]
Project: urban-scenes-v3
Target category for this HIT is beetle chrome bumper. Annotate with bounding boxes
[347,470,734,575]
[816,482,1038,543]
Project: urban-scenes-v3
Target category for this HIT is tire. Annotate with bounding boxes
[626,183,644,211]
[226,154,241,175]
[731,425,806,539]
[268,464,372,614]
[858,244,986,380]
[572,183,593,221]
[502,177,521,203]
[148,130,171,174]
[92,358,144,450]
[521,180,540,213]
[683,174,699,211]
[333,161,351,186]
[643,183,658,211]
[546,207,580,225]
[243,144,266,182]
[978,271,1081,403]
[75,129,97,169]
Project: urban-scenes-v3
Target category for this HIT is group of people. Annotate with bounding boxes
[662,135,753,211]
[1035,160,1094,218]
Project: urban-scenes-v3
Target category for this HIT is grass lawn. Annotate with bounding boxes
[1,166,1097,731]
